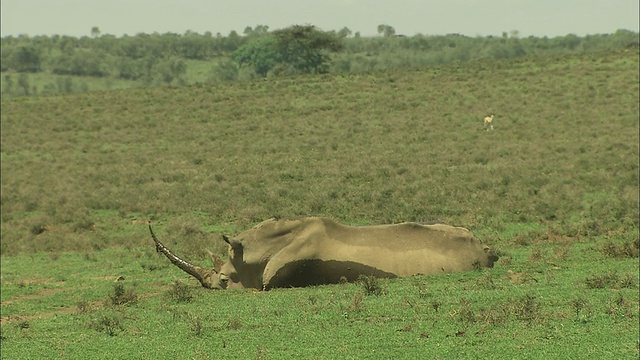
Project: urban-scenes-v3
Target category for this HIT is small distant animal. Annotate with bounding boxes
[484,115,494,130]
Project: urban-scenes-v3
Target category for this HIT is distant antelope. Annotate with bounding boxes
[483,114,494,130]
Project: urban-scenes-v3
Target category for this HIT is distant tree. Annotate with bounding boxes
[255,25,269,34]
[225,30,242,51]
[337,27,352,38]
[120,35,147,59]
[51,49,110,77]
[385,26,396,37]
[244,25,269,37]
[177,33,212,59]
[377,24,396,37]
[93,34,120,56]
[558,34,581,50]
[507,34,526,57]
[610,29,638,48]
[115,57,147,80]
[232,35,282,77]
[8,45,41,72]
[272,25,344,74]
[91,27,101,38]
[57,35,79,55]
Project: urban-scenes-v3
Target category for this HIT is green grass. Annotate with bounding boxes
[0,242,637,358]
[1,48,638,358]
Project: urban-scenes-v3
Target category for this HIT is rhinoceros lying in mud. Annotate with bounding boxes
[150,216,498,290]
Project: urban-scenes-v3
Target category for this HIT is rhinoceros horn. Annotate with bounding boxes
[148,224,214,287]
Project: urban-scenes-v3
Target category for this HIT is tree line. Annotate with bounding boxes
[1,25,638,97]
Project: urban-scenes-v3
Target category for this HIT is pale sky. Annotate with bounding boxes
[1,0,638,38]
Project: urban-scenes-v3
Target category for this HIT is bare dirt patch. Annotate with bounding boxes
[1,287,68,306]
[1,284,169,324]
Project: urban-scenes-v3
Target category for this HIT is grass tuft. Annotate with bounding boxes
[227,316,242,330]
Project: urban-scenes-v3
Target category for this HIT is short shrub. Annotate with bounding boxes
[88,313,125,336]
[108,283,138,306]
[569,296,592,322]
[168,281,194,303]
[357,275,386,296]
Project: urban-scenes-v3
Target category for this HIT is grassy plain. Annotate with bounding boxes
[1,49,639,358]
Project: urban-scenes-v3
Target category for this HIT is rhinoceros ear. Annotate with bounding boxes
[222,235,243,259]
[222,235,242,249]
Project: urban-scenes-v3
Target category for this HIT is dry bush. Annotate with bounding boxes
[601,238,639,259]
[456,297,477,324]
[529,246,547,262]
[513,293,542,324]
[474,272,500,290]
[569,296,593,322]
[585,271,636,289]
[606,293,635,319]
[513,230,541,247]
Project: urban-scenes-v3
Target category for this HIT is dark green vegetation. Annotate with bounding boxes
[2,26,638,96]
[1,47,638,358]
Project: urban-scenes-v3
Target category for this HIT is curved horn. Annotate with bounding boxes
[149,224,210,287]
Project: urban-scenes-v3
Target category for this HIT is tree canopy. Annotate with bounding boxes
[233,25,344,76]
[272,25,344,74]
[232,35,282,77]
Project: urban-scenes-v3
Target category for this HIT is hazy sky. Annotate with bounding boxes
[1,0,638,38]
